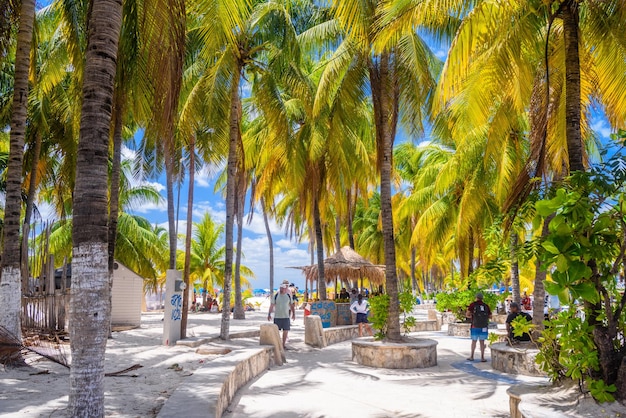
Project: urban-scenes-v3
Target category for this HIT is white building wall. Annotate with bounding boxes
[111,262,143,327]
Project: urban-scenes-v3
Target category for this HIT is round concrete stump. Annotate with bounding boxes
[490,342,546,377]
[352,338,438,369]
[447,322,471,337]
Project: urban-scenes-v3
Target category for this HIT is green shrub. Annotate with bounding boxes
[435,288,497,322]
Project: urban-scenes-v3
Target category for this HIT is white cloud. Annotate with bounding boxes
[130,198,167,214]
[195,164,221,188]
[435,49,447,59]
[591,119,612,139]
[121,145,136,160]
[238,236,311,290]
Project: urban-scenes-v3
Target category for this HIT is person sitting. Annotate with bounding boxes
[521,292,532,311]
[506,302,532,342]
[339,287,349,299]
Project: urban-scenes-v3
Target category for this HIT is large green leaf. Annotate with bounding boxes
[542,240,560,255]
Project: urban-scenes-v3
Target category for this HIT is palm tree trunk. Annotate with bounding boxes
[510,233,521,303]
[108,96,124,274]
[21,132,43,294]
[0,0,35,344]
[335,214,341,252]
[69,0,123,414]
[370,52,401,341]
[181,137,195,337]
[467,229,474,276]
[165,146,177,269]
[262,198,274,296]
[314,198,327,300]
[411,246,419,294]
[106,95,124,339]
[233,191,245,319]
[532,216,552,332]
[347,188,355,250]
[221,63,243,339]
[562,0,584,173]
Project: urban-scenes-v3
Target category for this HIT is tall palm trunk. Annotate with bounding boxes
[69,0,123,414]
[108,96,124,273]
[335,214,341,252]
[370,52,401,341]
[347,188,355,250]
[0,0,35,344]
[313,198,327,300]
[411,246,419,294]
[233,189,246,319]
[532,216,552,332]
[107,96,124,339]
[221,63,243,339]
[562,0,584,172]
[164,146,178,269]
[181,137,195,337]
[261,198,274,297]
[21,132,43,294]
[510,233,521,303]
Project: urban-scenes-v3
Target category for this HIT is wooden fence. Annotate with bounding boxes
[21,293,69,333]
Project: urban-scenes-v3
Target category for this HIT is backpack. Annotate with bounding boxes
[472,303,490,328]
[274,292,292,304]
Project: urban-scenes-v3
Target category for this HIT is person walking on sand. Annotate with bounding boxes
[350,294,373,337]
[268,281,295,348]
[466,292,491,362]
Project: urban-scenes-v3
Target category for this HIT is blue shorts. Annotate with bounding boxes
[274,318,291,331]
[470,327,488,341]
[356,313,368,324]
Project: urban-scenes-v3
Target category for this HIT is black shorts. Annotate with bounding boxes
[274,318,291,330]
[356,313,368,324]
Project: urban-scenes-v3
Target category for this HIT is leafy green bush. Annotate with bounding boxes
[369,291,417,340]
[435,288,497,322]
[531,131,626,402]
[368,294,389,340]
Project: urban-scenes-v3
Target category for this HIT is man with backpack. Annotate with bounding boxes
[466,292,491,362]
[268,280,296,348]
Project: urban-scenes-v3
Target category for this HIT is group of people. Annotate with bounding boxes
[466,292,533,362]
[269,281,375,348]
[189,297,219,313]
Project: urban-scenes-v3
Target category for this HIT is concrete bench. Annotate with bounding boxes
[157,346,273,418]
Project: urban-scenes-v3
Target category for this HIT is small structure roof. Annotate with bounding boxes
[294,246,386,285]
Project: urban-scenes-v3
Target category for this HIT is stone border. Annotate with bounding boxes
[352,338,438,369]
[305,315,361,348]
[176,330,261,348]
[447,322,471,337]
[491,342,546,377]
[157,346,273,418]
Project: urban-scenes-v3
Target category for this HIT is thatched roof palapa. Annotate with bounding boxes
[294,246,386,285]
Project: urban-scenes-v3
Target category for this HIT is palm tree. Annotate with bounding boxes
[190,0,309,336]
[321,0,439,340]
[176,213,253,304]
[68,0,123,414]
[0,0,35,344]
[37,159,168,281]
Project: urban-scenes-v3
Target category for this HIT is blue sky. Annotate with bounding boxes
[31,1,618,291]
[120,147,313,291]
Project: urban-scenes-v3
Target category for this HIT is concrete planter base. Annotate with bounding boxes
[490,342,546,377]
[352,337,438,369]
[447,322,471,337]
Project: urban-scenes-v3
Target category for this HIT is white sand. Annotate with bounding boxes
[0,311,271,417]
